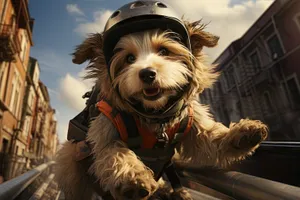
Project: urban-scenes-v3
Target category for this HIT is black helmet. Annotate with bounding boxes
[102,0,191,66]
[102,1,192,122]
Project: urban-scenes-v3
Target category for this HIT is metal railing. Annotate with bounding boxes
[0,24,14,37]
[0,161,59,200]
[0,142,299,200]
[0,23,21,53]
[175,162,300,200]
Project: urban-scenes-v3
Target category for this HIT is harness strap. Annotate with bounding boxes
[119,111,142,149]
[96,100,194,149]
[172,106,194,144]
[184,106,194,137]
[73,100,194,198]
[164,161,182,190]
[96,100,128,142]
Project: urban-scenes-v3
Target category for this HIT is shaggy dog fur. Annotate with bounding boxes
[55,20,268,200]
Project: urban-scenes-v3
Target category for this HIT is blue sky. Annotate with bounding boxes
[27,0,273,143]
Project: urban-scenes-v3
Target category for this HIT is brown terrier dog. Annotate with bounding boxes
[55,2,268,200]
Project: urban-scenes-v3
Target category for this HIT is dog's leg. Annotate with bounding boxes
[149,177,172,200]
[88,114,158,200]
[216,118,268,161]
[171,188,193,200]
[90,142,158,200]
[177,101,268,167]
[149,177,193,200]
[55,142,95,200]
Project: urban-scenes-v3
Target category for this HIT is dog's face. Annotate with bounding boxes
[110,31,192,110]
[72,20,220,112]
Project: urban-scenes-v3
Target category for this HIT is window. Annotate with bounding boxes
[21,42,27,62]
[10,72,17,110]
[1,139,9,153]
[236,101,242,115]
[234,66,241,83]
[10,15,16,33]
[263,92,274,114]
[225,67,235,89]
[267,34,284,59]
[28,91,32,107]
[27,89,34,110]
[9,70,22,117]
[220,74,228,92]
[31,93,35,108]
[15,145,19,155]
[12,88,20,114]
[0,63,6,99]
[23,117,30,137]
[20,31,28,61]
[216,82,222,94]
[33,64,39,87]
[249,51,261,72]
[286,78,300,108]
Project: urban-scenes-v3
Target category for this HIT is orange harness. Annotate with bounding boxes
[74,99,194,181]
[96,100,194,149]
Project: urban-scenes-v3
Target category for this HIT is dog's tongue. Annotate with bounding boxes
[143,88,160,96]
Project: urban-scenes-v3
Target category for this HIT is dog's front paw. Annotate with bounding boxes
[171,188,193,200]
[230,119,268,150]
[112,169,158,200]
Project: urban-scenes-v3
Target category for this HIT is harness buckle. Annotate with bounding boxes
[156,124,169,148]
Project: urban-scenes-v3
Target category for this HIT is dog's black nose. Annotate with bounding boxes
[139,68,156,84]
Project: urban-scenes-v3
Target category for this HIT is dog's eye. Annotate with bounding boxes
[158,47,169,56]
[126,54,136,64]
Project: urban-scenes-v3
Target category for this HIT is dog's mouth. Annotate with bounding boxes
[143,87,162,100]
[126,83,190,117]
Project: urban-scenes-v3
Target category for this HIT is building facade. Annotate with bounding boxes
[25,58,58,164]
[201,0,300,141]
[0,0,34,156]
[200,0,300,141]
[0,1,58,181]
[23,57,40,160]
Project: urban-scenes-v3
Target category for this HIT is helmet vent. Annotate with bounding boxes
[111,10,120,18]
[155,2,167,8]
[130,1,146,9]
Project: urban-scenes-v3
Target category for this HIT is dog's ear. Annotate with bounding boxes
[184,20,220,96]
[72,33,103,64]
[185,20,219,55]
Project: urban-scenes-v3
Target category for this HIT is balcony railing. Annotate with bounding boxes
[0,24,21,62]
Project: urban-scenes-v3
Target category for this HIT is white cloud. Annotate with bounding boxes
[57,73,95,143]
[59,73,90,112]
[57,122,69,143]
[66,4,85,16]
[75,17,88,22]
[161,0,273,60]
[74,10,112,36]
[72,0,273,59]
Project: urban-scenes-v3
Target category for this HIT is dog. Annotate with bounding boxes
[55,17,268,200]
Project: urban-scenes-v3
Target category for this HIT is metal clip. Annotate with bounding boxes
[156,124,169,148]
